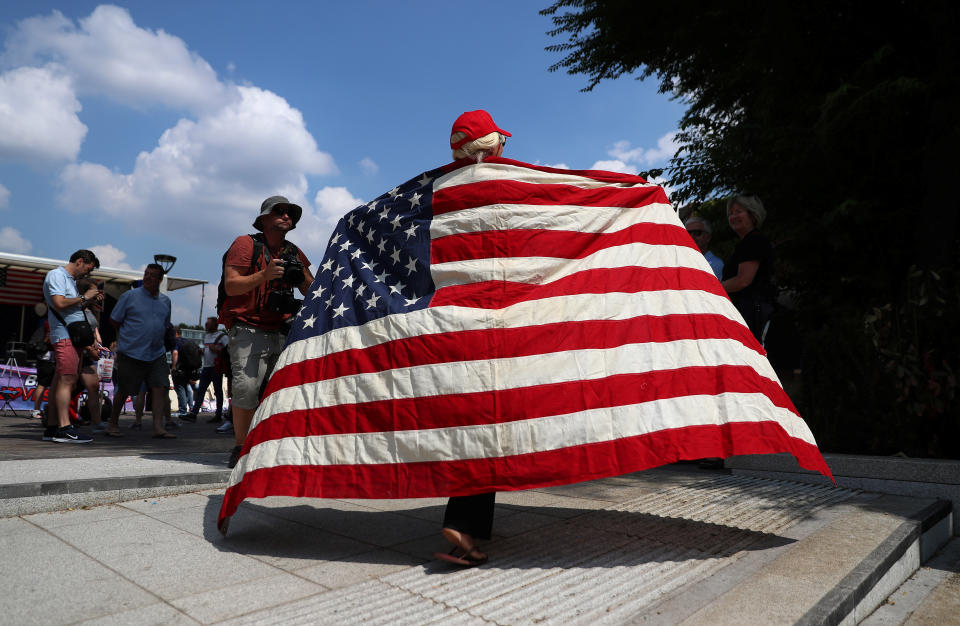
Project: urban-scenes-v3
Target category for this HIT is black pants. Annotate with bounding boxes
[442,492,496,540]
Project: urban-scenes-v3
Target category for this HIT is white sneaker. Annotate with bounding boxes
[30,410,43,420]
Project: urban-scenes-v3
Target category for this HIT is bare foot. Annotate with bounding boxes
[441,527,487,561]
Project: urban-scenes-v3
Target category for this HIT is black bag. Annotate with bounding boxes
[177,339,203,372]
[164,323,177,352]
[51,307,95,348]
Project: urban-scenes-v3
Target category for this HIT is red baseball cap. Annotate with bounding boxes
[450,110,511,149]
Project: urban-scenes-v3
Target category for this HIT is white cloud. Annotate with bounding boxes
[0,183,9,209]
[0,226,32,253]
[58,85,337,241]
[0,66,87,164]
[590,159,637,174]
[533,161,570,170]
[598,131,679,172]
[1,6,230,113]
[89,243,134,270]
[359,157,379,175]
[314,186,364,218]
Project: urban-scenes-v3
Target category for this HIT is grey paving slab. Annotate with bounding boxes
[151,501,379,571]
[221,580,459,626]
[293,547,426,589]
[338,497,447,522]
[169,572,326,624]
[0,454,227,485]
[0,521,159,625]
[36,512,281,602]
[25,503,140,529]
[74,602,197,625]
[494,489,612,517]
[241,496,440,549]
[119,491,211,514]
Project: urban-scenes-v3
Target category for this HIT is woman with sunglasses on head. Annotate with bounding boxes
[432,110,511,568]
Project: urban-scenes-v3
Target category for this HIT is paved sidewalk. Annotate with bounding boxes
[1,411,956,624]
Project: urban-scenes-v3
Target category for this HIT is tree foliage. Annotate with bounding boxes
[543,1,960,457]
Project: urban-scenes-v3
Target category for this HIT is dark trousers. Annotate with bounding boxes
[190,366,223,416]
[442,492,496,540]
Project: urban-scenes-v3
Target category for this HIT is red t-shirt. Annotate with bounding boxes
[218,235,311,331]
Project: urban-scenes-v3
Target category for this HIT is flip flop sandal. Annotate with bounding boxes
[433,546,488,567]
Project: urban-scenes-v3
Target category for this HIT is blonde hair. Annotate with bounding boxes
[727,194,767,229]
[451,131,501,162]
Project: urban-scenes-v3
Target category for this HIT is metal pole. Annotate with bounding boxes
[199,284,205,326]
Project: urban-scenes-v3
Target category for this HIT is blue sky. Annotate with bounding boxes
[0,1,684,324]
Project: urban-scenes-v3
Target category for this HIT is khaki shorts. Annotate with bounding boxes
[228,324,286,410]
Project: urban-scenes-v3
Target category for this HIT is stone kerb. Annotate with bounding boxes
[726,453,960,534]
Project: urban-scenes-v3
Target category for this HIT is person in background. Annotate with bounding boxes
[107,264,176,438]
[721,195,777,343]
[684,215,724,280]
[218,196,313,468]
[76,278,111,435]
[170,327,194,417]
[184,317,228,423]
[41,249,101,443]
[30,320,54,420]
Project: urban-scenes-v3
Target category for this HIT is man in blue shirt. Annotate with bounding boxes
[106,263,176,438]
[685,216,724,280]
[42,249,101,443]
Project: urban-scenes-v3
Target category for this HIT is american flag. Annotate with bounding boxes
[219,157,832,525]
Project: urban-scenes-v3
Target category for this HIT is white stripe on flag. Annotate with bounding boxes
[278,291,746,371]
[433,162,662,192]
[430,202,677,238]
[234,393,807,487]
[430,242,710,288]
[258,338,781,422]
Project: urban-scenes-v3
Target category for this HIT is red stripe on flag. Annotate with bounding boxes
[267,313,761,399]
[432,180,668,216]
[429,267,727,309]
[219,421,833,523]
[431,222,697,264]
[250,365,794,449]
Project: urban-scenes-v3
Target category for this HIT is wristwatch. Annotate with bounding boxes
[80,295,86,305]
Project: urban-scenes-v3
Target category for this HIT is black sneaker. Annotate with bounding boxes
[52,424,93,444]
[181,413,198,423]
[42,426,56,441]
[206,415,222,424]
[227,445,242,468]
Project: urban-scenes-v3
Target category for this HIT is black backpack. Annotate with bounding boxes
[215,233,301,316]
[177,339,203,372]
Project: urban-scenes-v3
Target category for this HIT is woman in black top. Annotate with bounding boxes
[721,195,776,343]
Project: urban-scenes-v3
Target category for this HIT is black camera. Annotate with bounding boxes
[265,253,305,315]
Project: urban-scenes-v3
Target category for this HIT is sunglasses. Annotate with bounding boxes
[498,133,507,146]
[686,229,705,236]
[272,206,294,217]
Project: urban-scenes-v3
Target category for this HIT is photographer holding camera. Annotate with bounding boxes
[218,195,313,467]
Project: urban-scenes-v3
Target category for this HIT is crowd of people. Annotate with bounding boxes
[34,256,237,443]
